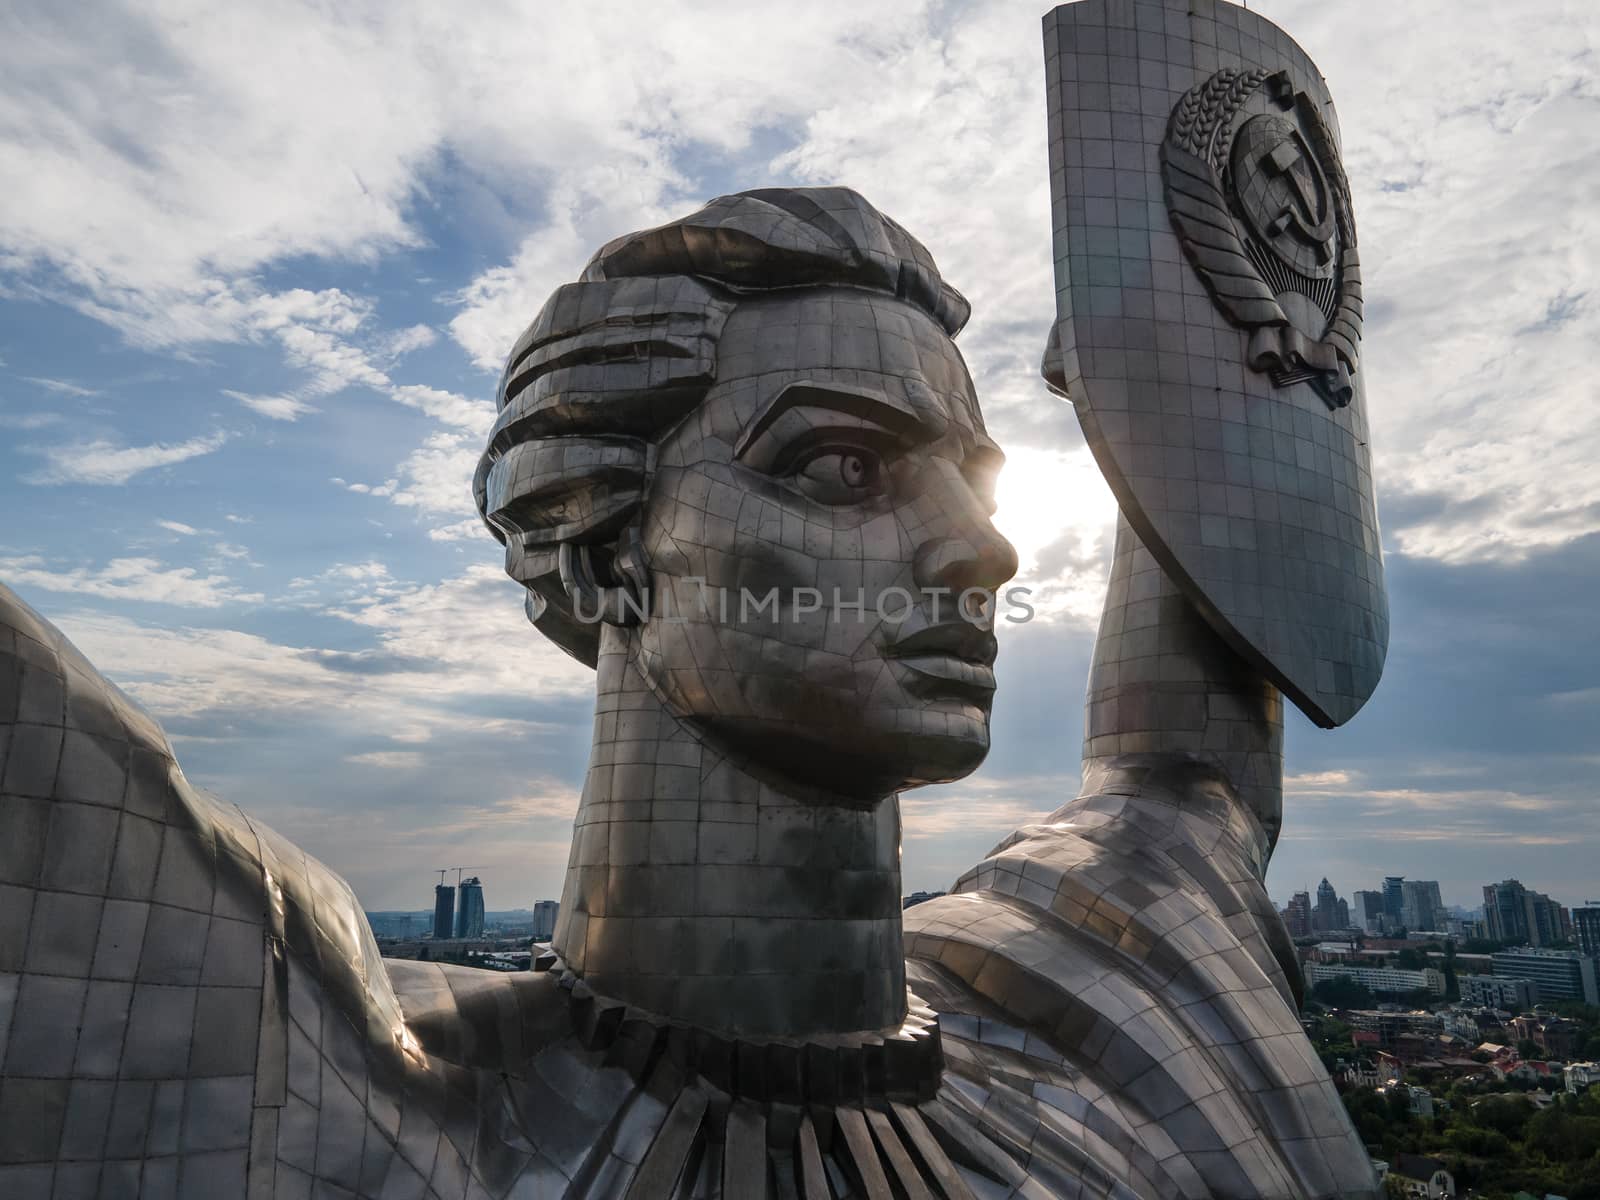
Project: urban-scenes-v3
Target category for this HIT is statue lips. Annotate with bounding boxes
[886,621,998,701]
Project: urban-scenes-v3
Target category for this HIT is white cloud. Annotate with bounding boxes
[10,0,1586,566]
[1251,0,1600,564]
[21,376,99,397]
[427,518,485,542]
[346,750,424,770]
[900,773,1062,840]
[225,389,317,421]
[0,410,62,430]
[156,519,199,535]
[344,431,478,517]
[387,432,479,515]
[210,541,256,565]
[425,786,583,831]
[275,317,390,395]
[444,0,1600,569]
[0,553,263,608]
[47,564,590,724]
[23,431,227,485]
[389,385,493,437]
[382,323,437,357]
[1284,770,1355,793]
[327,561,392,582]
[323,562,591,699]
[992,446,1118,626]
[339,477,398,498]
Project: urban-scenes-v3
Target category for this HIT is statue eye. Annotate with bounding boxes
[790,445,886,504]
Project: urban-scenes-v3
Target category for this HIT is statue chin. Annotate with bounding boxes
[694,715,993,802]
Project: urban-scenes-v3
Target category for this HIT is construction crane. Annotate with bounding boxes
[435,866,479,886]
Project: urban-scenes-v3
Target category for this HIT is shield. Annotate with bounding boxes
[1041,0,1387,728]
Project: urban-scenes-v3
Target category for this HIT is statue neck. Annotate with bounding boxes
[1083,514,1284,857]
[551,632,906,1038]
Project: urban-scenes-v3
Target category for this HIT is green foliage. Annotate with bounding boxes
[1394,948,1427,970]
[1306,1013,1357,1070]
[1336,1003,1600,1198]
[1469,1094,1533,1138]
[1444,1124,1510,1155]
[1462,937,1508,954]
[1311,976,1376,1009]
[1442,940,1460,1001]
[1550,1001,1600,1025]
[1390,988,1438,1008]
[1525,1105,1600,1162]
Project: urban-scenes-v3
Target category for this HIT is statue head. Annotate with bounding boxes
[476,188,1017,800]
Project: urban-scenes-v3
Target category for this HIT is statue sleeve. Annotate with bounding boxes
[903,760,1380,1199]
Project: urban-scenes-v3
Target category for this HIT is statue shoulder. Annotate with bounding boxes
[0,580,410,1068]
[904,761,1377,1199]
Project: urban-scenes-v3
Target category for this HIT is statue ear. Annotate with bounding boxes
[558,527,650,627]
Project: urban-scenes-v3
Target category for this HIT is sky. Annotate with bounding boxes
[1,0,1596,915]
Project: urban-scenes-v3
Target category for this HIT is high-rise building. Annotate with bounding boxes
[1313,878,1340,932]
[1483,879,1569,947]
[1574,903,1600,957]
[455,876,485,939]
[432,883,455,940]
[1336,898,1350,930]
[1484,880,1528,943]
[1490,948,1599,1005]
[1284,892,1312,939]
[532,899,560,942]
[1401,880,1444,933]
[1354,890,1385,933]
[1457,973,1537,1009]
[1383,876,1406,928]
[1532,894,1572,946]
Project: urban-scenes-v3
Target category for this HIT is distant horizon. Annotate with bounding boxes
[350,880,1600,924]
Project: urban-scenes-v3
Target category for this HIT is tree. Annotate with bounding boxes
[1444,1125,1510,1156]
[1550,1000,1600,1025]
[1525,1107,1600,1162]
[1385,1087,1413,1124]
[1395,948,1427,970]
[1311,976,1376,1009]
[1470,1095,1532,1138]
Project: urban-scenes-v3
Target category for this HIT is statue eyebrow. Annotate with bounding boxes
[733,380,942,461]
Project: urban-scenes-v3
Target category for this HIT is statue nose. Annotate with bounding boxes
[913,534,1018,596]
[912,473,1018,596]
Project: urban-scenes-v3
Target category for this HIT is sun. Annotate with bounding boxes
[991,444,1119,625]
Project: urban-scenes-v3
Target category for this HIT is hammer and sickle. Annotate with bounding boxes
[1262,133,1335,261]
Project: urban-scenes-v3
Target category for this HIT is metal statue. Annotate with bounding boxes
[0,5,1385,1195]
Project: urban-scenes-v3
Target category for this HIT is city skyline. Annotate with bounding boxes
[1267,876,1593,934]
[1,0,1597,909]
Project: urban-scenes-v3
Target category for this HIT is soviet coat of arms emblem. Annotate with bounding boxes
[1161,69,1362,410]
[1043,1,1387,731]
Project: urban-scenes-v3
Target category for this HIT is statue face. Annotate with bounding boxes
[631,289,1018,799]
